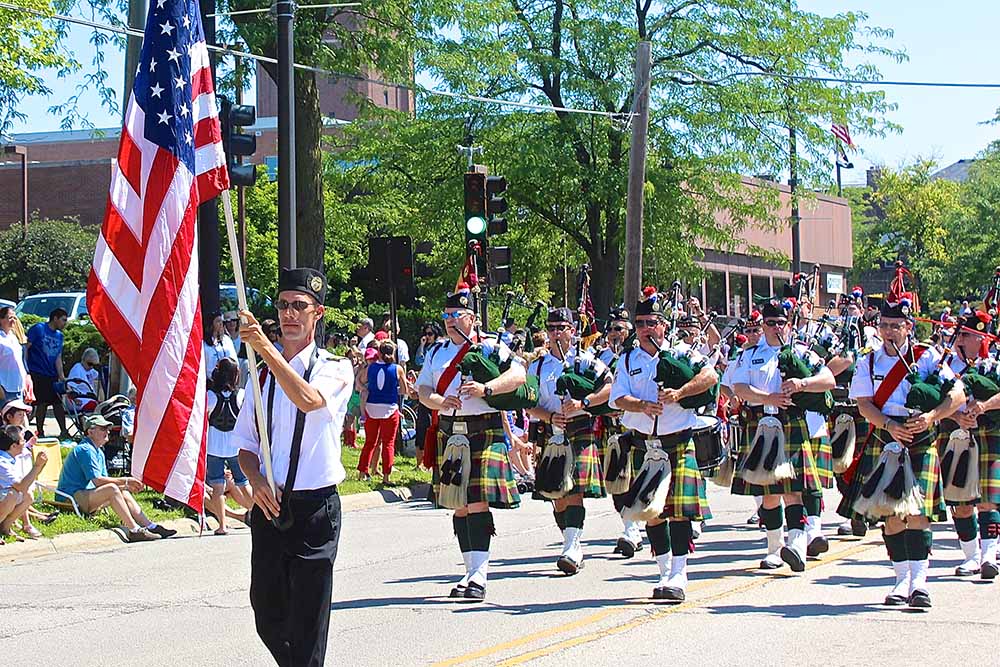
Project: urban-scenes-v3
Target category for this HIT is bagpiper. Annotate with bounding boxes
[729,300,835,572]
[609,287,716,601]
[526,307,609,575]
[846,265,964,608]
[415,283,525,602]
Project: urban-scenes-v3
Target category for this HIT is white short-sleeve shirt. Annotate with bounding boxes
[207,388,245,458]
[730,341,824,406]
[415,337,519,416]
[233,344,352,490]
[530,347,608,417]
[849,343,957,417]
[609,340,706,435]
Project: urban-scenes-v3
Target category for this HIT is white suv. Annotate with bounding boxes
[16,292,89,321]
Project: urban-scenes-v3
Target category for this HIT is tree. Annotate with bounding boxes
[330,1,901,316]
[217,172,279,299]
[0,216,98,293]
[0,0,78,134]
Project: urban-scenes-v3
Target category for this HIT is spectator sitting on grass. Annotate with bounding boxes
[0,425,48,541]
[2,399,56,535]
[57,414,177,543]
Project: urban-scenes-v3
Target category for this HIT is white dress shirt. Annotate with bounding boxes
[233,344,353,490]
[415,338,518,416]
[730,341,824,407]
[609,340,705,435]
[0,330,26,393]
[530,346,608,418]
[851,343,956,417]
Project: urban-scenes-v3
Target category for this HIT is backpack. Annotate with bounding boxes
[209,389,240,432]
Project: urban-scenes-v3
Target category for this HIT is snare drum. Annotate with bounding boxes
[692,414,725,472]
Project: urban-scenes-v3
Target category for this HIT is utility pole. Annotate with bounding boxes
[789,125,800,275]
[624,41,651,312]
[275,0,297,269]
[197,0,221,318]
[123,0,147,110]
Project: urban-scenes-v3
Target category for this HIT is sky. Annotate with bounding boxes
[9,1,1000,184]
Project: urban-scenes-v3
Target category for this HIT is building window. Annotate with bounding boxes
[704,271,726,314]
[773,276,789,301]
[383,90,390,105]
[264,156,278,182]
[729,273,749,317]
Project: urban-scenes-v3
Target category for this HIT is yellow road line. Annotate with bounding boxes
[497,541,879,667]
[434,539,878,667]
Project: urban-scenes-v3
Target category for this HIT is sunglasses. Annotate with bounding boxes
[610,325,628,332]
[763,319,788,327]
[634,318,663,328]
[546,324,570,332]
[744,327,763,334]
[276,299,315,312]
[441,311,470,320]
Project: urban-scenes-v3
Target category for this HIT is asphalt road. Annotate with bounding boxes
[2,485,998,666]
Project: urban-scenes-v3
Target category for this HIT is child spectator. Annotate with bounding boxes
[0,425,47,541]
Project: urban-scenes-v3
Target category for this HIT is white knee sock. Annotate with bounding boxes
[982,537,998,564]
[667,554,688,590]
[656,552,672,585]
[909,559,929,593]
[890,561,909,597]
[468,551,490,587]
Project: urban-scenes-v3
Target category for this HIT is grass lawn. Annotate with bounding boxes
[3,437,430,543]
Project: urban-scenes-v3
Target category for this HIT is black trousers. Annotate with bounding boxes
[250,487,342,667]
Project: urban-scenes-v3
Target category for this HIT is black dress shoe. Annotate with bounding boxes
[659,586,685,602]
[982,561,999,580]
[149,525,177,539]
[651,586,667,600]
[806,535,829,558]
[463,582,486,601]
[449,584,467,598]
[851,518,868,537]
[908,589,931,609]
[616,537,637,559]
[747,512,760,525]
[956,562,981,576]
[780,546,805,572]
[837,523,853,536]
[883,593,907,606]
[557,555,583,575]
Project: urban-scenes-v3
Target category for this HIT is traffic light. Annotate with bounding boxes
[485,175,508,236]
[219,96,257,187]
[464,172,487,251]
[369,236,415,303]
[414,241,435,278]
[489,245,512,285]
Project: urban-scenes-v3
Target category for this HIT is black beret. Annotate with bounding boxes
[278,267,327,303]
[445,287,474,310]
[608,306,630,322]
[760,302,786,319]
[547,307,575,324]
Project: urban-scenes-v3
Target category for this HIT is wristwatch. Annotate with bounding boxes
[582,397,591,409]
[483,385,494,398]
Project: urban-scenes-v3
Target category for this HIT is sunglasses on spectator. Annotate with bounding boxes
[441,311,470,320]
[763,319,788,327]
[744,327,763,334]
[276,299,315,312]
[610,325,628,332]
[546,324,571,332]
[634,318,663,328]
[422,331,435,337]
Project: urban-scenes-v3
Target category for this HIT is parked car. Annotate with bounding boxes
[220,283,273,312]
[16,292,89,321]
[0,299,15,310]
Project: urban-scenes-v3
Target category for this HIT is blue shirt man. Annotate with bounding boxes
[57,435,108,497]
[26,316,66,379]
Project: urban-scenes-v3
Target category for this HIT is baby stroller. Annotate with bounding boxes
[95,395,133,475]
[63,377,100,438]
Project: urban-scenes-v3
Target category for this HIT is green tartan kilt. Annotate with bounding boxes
[654,433,712,521]
[533,418,606,500]
[836,433,878,521]
[436,417,520,510]
[731,411,823,496]
[851,426,945,521]
[812,435,835,489]
[936,420,1000,507]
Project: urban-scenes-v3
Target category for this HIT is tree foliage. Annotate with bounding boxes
[0,217,98,293]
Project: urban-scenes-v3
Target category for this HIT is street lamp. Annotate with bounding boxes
[2,145,27,241]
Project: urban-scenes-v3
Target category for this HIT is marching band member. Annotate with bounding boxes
[415,285,525,602]
[609,289,716,601]
[938,310,1000,580]
[526,307,610,574]
[848,281,963,608]
[730,301,834,572]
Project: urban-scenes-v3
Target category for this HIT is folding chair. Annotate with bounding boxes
[63,378,99,439]
[32,437,82,516]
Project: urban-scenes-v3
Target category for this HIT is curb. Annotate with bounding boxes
[0,483,431,564]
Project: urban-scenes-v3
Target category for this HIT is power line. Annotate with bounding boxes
[2,2,630,119]
[664,68,1000,90]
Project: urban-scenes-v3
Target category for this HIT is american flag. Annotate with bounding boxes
[831,123,853,148]
[87,0,228,509]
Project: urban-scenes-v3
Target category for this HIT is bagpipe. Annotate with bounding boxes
[775,329,834,415]
[453,327,540,410]
[894,337,955,414]
[961,357,1000,425]
[652,282,718,410]
[552,337,615,416]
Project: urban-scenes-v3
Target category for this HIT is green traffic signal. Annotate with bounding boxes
[466,216,487,235]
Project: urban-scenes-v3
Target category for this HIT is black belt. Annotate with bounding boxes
[742,405,804,420]
[287,484,339,500]
[440,413,502,431]
[640,429,692,448]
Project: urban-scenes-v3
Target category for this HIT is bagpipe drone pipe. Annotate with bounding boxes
[454,332,540,411]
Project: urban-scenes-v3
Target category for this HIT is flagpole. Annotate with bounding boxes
[835,148,842,197]
[221,190,277,495]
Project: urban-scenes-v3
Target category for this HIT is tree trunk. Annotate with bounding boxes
[588,241,620,320]
[295,72,325,271]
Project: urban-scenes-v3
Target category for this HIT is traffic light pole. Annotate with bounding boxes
[623,41,651,314]
[275,0,297,269]
[197,0,221,317]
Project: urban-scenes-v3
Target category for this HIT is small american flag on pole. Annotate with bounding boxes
[831,123,854,148]
[87,0,228,509]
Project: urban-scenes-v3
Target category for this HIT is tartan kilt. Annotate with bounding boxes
[436,417,520,510]
[564,419,606,499]
[936,419,1000,507]
[656,433,712,521]
[852,428,945,521]
[812,434,835,489]
[836,433,878,521]
[731,410,823,496]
